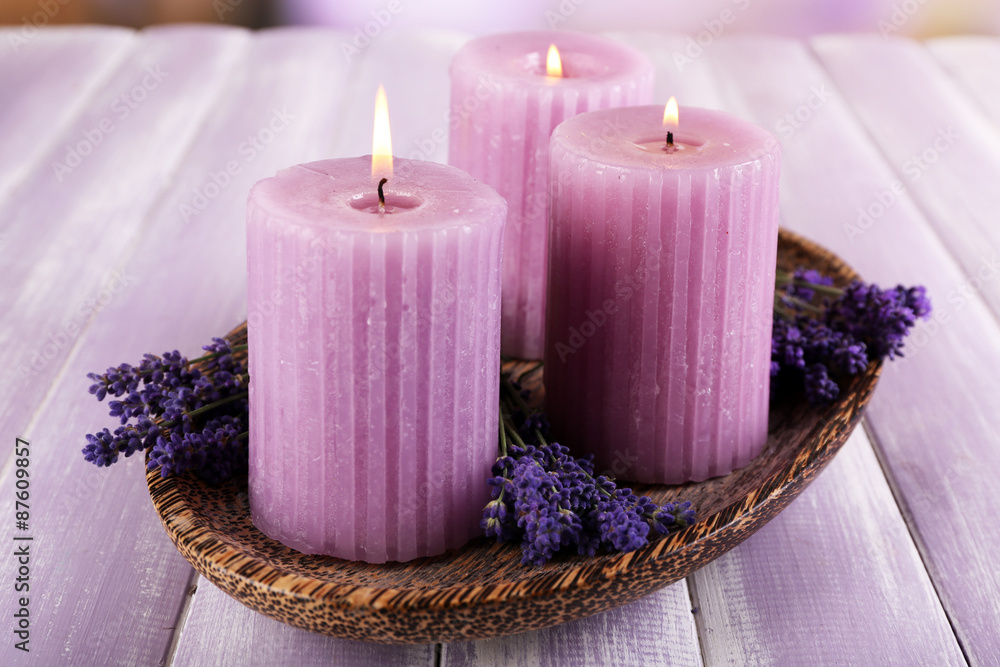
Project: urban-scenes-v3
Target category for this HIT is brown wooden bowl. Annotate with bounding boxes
[146,229,880,644]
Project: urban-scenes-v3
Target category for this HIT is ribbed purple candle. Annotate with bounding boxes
[246,158,506,562]
[545,106,781,484]
[449,31,653,359]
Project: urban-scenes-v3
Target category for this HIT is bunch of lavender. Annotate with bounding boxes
[82,337,249,484]
[772,267,931,404]
[482,371,695,566]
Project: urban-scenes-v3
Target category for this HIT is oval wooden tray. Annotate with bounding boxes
[146,229,881,644]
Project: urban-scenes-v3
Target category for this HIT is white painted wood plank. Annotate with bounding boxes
[0,26,134,206]
[0,26,249,461]
[926,37,1000,130]
[811,35,1000,326]
[443,582,701,667]
[172,580,434,666]
[706,34,1000,664]
[613,32,970,665]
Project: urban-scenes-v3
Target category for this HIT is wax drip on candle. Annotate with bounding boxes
[377,177,387,212]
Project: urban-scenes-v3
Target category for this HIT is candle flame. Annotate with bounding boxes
[663,97,679,129]
[546,44,562,78]
[372,84,392,181]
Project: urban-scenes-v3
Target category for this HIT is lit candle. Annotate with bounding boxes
[545,102,781,484]
[246,87,507,562]
[449,31,654,359]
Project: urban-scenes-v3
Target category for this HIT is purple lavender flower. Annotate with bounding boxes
[650,501,696,533]
[783,267,834,304]
[803,363,839,404]
[483,378,697,565]
[595,487,650,552]
[827,281,931,360]
[82,335,248,484]
[82,429,118,467]
[772,268,930,405]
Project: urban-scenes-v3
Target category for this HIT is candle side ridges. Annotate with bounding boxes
[546,107,781,484]
[450,31,654,359]
[247,158,505,563]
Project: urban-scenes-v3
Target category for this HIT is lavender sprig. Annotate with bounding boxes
[772,267,930,404]
[481,371,696,566]
[82,337,249,483]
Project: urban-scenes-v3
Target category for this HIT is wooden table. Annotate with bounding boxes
[2,25,998,666]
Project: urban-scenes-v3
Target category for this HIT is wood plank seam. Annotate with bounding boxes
[0,29,136,210]
[7,27,253,454]
[807,36,1000,336]
[798,51,1000,655]
[858,418,972,666]
[732,35,990,663]
[799,38,986,321]
[661,35,971,664]
[161,570,200,667]
[685,574,710,665]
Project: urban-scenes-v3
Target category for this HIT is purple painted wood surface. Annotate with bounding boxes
[0,26,133,205]
[691,432,962,664]
[0,27,993,666]
[718,34,999,664]
[927,37,1000,126]
[145,27,457,663]
[812,36,1000,325]
[0,26,252,667]
[172,582,435,666]
[613,33,969,665]
[0,26,248,461]
[442,584,702,667]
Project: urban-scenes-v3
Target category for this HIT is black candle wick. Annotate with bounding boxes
[666,131,674,148]
[377,178,388,207]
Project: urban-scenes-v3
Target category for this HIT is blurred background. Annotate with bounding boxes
[2,0,999,36]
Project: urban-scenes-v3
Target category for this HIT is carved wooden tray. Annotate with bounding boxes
[146,229,880,644]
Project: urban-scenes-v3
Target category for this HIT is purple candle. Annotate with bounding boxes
[449,31,653,359]
[545,103,781,484]
[246,96,506,562]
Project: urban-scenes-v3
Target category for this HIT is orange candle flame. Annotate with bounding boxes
[372,84,392,181]
[546,44,563,78]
